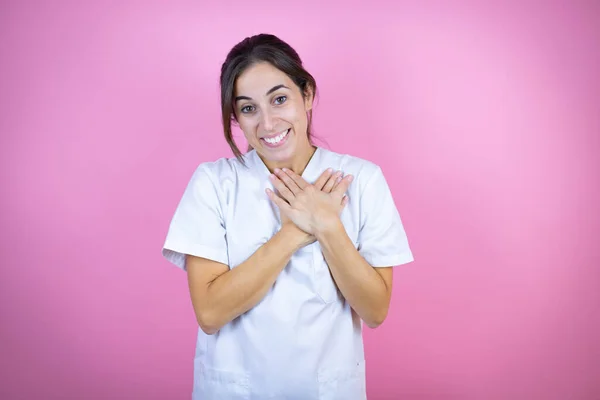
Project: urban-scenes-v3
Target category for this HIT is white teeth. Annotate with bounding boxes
[264,129,289,144]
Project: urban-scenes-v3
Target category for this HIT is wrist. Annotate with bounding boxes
[314,214,344,242]
[279,223,310,252]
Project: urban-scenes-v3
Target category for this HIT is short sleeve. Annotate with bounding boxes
[161,164,229,271]
[357,166,414,267]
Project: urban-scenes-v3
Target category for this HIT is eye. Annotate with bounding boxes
[240,105,255,114]
[274,95,287,105]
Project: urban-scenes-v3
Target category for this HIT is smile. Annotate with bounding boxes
[261,129,290,147]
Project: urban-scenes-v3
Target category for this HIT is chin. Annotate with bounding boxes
[257,138,297,162]
[262,147,295,164]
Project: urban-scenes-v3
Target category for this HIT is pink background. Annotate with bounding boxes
[1,1,598,399]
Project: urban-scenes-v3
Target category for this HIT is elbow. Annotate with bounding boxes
[365,319,384,329]
[199,323,219,336]
[196,312,220,335]
[365,309,389,329]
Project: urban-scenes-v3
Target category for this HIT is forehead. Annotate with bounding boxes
[235,62,295,96]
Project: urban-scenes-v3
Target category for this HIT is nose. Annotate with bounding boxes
[260,108,275,132]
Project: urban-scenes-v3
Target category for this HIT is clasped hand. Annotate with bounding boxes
[266,168,353,242]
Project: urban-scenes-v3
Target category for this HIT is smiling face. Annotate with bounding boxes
[234,62,314,170]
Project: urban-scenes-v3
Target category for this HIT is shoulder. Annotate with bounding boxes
[319,147,384,189]
[190,153,249,184]
[179,155,250,206]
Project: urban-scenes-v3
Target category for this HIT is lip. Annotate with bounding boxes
[260,129,290,148]
[261,129,289,139]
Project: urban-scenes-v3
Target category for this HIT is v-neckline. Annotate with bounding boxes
[251,146,322,183]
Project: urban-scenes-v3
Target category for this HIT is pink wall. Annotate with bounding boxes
[1,1,598,399]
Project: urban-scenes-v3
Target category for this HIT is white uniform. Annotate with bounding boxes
[162,147,414,400]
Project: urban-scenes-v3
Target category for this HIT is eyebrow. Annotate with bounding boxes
[235,84,289,102]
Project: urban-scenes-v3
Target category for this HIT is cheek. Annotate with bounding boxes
[237,117,256,136]
[284,104,307,125]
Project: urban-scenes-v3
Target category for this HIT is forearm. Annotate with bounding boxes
[315,219,391,328]
[202,226,303,333]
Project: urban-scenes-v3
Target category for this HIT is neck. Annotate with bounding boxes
[263,143,317,175]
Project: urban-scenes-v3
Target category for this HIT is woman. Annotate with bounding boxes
[162,33,414,400]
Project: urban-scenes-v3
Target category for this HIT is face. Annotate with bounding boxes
[233,62,313,167]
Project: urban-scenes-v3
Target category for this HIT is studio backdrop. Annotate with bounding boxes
[1,1,598,399]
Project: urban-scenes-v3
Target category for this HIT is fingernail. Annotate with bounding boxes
[348,175,354,182]
[274,168,281,173]
[327,168,333,173]
[336,176,342,183]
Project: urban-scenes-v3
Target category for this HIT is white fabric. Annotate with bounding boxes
[162,147,414,400]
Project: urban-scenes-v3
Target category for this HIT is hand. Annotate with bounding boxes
[274,168,347,248]
[266,168,353,237]
[275,168,346,247]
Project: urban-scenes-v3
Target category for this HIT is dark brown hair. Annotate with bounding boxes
[219,33,318,162]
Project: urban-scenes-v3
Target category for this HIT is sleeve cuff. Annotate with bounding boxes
[162,239,229,271]
[362,250,414,268]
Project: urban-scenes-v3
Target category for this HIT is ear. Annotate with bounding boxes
[303,85,314,111]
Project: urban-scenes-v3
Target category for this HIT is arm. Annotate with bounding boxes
[268,166,411,329]
[187,168,341,335]
[314,219,393,329]
[187,225,306,335]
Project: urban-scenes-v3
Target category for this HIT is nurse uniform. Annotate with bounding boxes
[162,146,414,400]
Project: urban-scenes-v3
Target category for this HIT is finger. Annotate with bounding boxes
[332,174,354,198]
[314,168,333,190]
[274,168,302,194]
[266,188,292,213]
[281,168,309,191]
[270,174,295,203]
[341,195,349,207]
[323,170,342,193]
[332,173,345,191]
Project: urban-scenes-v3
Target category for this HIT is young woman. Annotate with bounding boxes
[162,33,414,400]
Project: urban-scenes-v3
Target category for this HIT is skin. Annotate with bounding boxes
[233,61,315,173]
[186,61,392,334]
[268,169,393,329]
